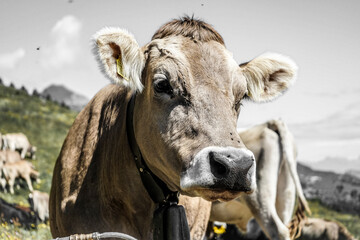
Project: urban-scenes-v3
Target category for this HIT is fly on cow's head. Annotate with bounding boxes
[93,16,297,201]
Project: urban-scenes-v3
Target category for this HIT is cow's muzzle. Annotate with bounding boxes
[180,146,256,200]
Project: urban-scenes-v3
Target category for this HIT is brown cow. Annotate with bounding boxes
[1,160,39,194]
[28,190,49,223]
[0,150,22,193]
[0,150,22,163]
[297,218,356,240]
[49,17,297,239]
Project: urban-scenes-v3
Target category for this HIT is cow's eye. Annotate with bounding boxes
[154,76,173,95]
[234,100,242,112]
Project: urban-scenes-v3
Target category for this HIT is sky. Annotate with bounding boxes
[0,0,359,167]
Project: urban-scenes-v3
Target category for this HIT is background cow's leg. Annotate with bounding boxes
[0,178,7,193]
[23,174,34,192]
[20,148,27,159]
[245,191,289,240]
[245,128,290,240]
[8,176,15,194]
[276,161,296,224]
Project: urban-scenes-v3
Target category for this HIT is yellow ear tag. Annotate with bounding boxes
[116,56,129,81]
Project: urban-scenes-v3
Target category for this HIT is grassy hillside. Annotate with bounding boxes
[0,84,78,239]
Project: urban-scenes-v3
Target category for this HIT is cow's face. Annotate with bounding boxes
[94,25,297,201]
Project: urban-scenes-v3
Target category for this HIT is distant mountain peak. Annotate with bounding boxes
[41,84,89,111]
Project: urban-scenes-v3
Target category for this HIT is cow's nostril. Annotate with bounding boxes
[209,152,228,179]
[242,156,255,172]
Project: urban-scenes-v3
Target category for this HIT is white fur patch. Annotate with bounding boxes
[241,52,298,102]
[93,27,145,92]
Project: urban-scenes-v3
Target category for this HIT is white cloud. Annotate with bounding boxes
[40,15,82,68]
[0,48,26,69]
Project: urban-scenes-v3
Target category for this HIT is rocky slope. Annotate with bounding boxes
[298,162,360,215]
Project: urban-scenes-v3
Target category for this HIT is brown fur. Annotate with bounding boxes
[50,86,151,237]
[152,16,225,45]
[0,150,21,163]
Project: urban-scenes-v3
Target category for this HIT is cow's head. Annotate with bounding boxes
[94,17,297,201]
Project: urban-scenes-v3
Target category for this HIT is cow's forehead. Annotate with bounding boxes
[145,37,187,67]
[145,36,241,87]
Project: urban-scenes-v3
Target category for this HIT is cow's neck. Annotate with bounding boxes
[96,92,155,238]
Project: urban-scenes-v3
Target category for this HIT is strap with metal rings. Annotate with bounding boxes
[53,232,137,240]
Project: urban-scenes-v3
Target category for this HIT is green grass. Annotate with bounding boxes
[1,223,52,240]
[308,199,360,239]
[0,84,78,239]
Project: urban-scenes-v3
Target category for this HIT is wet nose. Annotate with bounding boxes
[209,148,255,192]
[209,150,254,179]
[180,146,256,194]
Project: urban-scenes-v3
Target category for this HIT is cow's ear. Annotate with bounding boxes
[240,53,297,102]
[94,27,145,92]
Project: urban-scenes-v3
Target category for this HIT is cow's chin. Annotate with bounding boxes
[182,188,254,202]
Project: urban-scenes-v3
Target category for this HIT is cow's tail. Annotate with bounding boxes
[267,119,311,239]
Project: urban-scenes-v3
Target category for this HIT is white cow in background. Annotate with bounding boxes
[210,119,311,240]
[29,190,50,223]
[2,133,36,159]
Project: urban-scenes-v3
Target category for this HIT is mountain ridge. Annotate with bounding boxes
[41,84,89,111]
